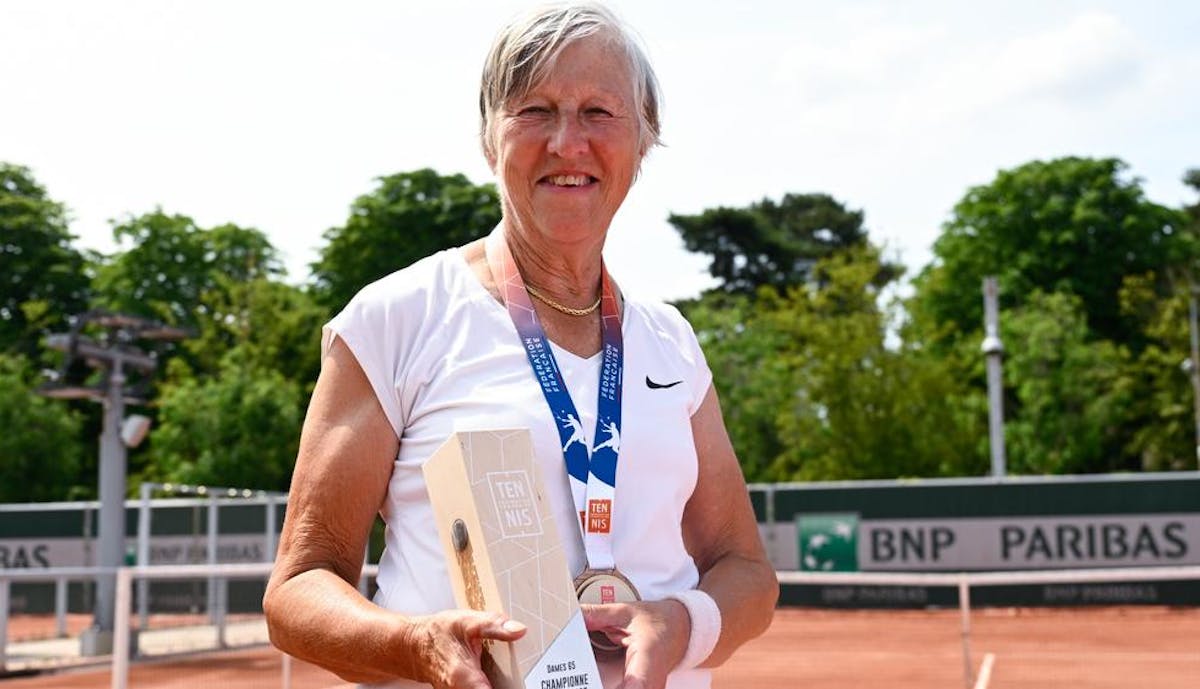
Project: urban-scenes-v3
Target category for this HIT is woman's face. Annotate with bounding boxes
[489,34,643,248]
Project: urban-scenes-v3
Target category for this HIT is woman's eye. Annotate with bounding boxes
[518,106,550,116]
[586,107,613,117]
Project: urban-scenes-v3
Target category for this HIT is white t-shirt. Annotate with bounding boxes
[325,248,714,689]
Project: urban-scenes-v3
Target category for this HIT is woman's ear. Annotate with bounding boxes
[481,116,499,170]
[483,138,498,171]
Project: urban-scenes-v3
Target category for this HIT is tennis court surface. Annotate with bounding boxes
[4,605,1198,688]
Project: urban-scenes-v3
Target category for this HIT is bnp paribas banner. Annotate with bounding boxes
[0,536,268,570]
[798,513,1200,571]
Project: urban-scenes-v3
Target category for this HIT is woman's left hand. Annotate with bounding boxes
[581,600,690,689]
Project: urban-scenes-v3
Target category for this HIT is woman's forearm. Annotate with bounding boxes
[265,568,417,684]
[696,552,779,667]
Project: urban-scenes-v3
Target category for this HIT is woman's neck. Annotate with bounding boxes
[502,217,605,308]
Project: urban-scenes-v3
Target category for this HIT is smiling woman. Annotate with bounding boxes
[490,36,642,262]
[263,4,778,689]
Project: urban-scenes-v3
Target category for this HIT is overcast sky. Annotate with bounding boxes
[2,1,1197,302]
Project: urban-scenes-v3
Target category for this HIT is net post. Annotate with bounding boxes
[265,495,278,562]
[55,576,69,637]
[217,577,228,649]
[112,567,133,689]
[137,483,152,632]
[207,493,219,626]
[958,576,973,689]
[205,493,229,648]
[0,578,10,671]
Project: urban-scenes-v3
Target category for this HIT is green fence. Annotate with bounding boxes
[0,497,285,614]
[750,472,1200,606]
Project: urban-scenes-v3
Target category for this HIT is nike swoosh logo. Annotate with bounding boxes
[645,376,683,389]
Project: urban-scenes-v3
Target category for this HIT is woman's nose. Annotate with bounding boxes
[547,114,588,158]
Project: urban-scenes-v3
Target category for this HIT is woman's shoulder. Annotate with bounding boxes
[351,249,469,306]
[623,292,697,342]
[327,248,481,343]
[336,248,487,324]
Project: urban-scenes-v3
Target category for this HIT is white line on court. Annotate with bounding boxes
[973,653,996,689]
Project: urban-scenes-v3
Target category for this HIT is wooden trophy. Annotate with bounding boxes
[423,429,602,689]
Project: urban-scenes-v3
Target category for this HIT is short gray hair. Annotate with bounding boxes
[479,2,663,161]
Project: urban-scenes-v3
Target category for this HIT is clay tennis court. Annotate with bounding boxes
[4,605,1198,688]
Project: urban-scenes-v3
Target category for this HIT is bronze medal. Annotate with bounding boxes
[574,568,640,654]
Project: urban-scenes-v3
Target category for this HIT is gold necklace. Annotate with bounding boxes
[525,284,601,316]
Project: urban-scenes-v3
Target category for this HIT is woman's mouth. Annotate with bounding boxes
[541,174,598,187]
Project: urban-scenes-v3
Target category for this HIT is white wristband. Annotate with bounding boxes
[664,588,722,670]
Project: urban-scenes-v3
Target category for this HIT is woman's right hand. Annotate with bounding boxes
[403,610,528,689]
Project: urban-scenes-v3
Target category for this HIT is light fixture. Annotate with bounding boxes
[120,414,152,448]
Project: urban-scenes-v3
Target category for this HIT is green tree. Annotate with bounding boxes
[911,157,1189,349]
[0,354,86,501]
[669,193,896,295]
[1000,291,1132,474]
[187,278,326,388]
[685,293,789,480]
[1115,274,1194,471]
[206,222,283,285]
[904,160,1200,476]
[772,251,983,480]
[90,214,304,490]
[0,163,90,356]
[689,249,982,481]
[312,169,501,311]
[1184,168,1200,218]
[1114,167,1200,471]
[93,211,282,328]
[147,353,302,491]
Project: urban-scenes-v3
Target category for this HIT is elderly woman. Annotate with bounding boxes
[263,3,777,688]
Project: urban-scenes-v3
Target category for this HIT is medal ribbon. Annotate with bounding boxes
[485,227,623,571]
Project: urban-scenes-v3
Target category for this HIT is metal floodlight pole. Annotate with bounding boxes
[981,277,1007,479]
[40,311,188,656]
[93,358,127,639]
